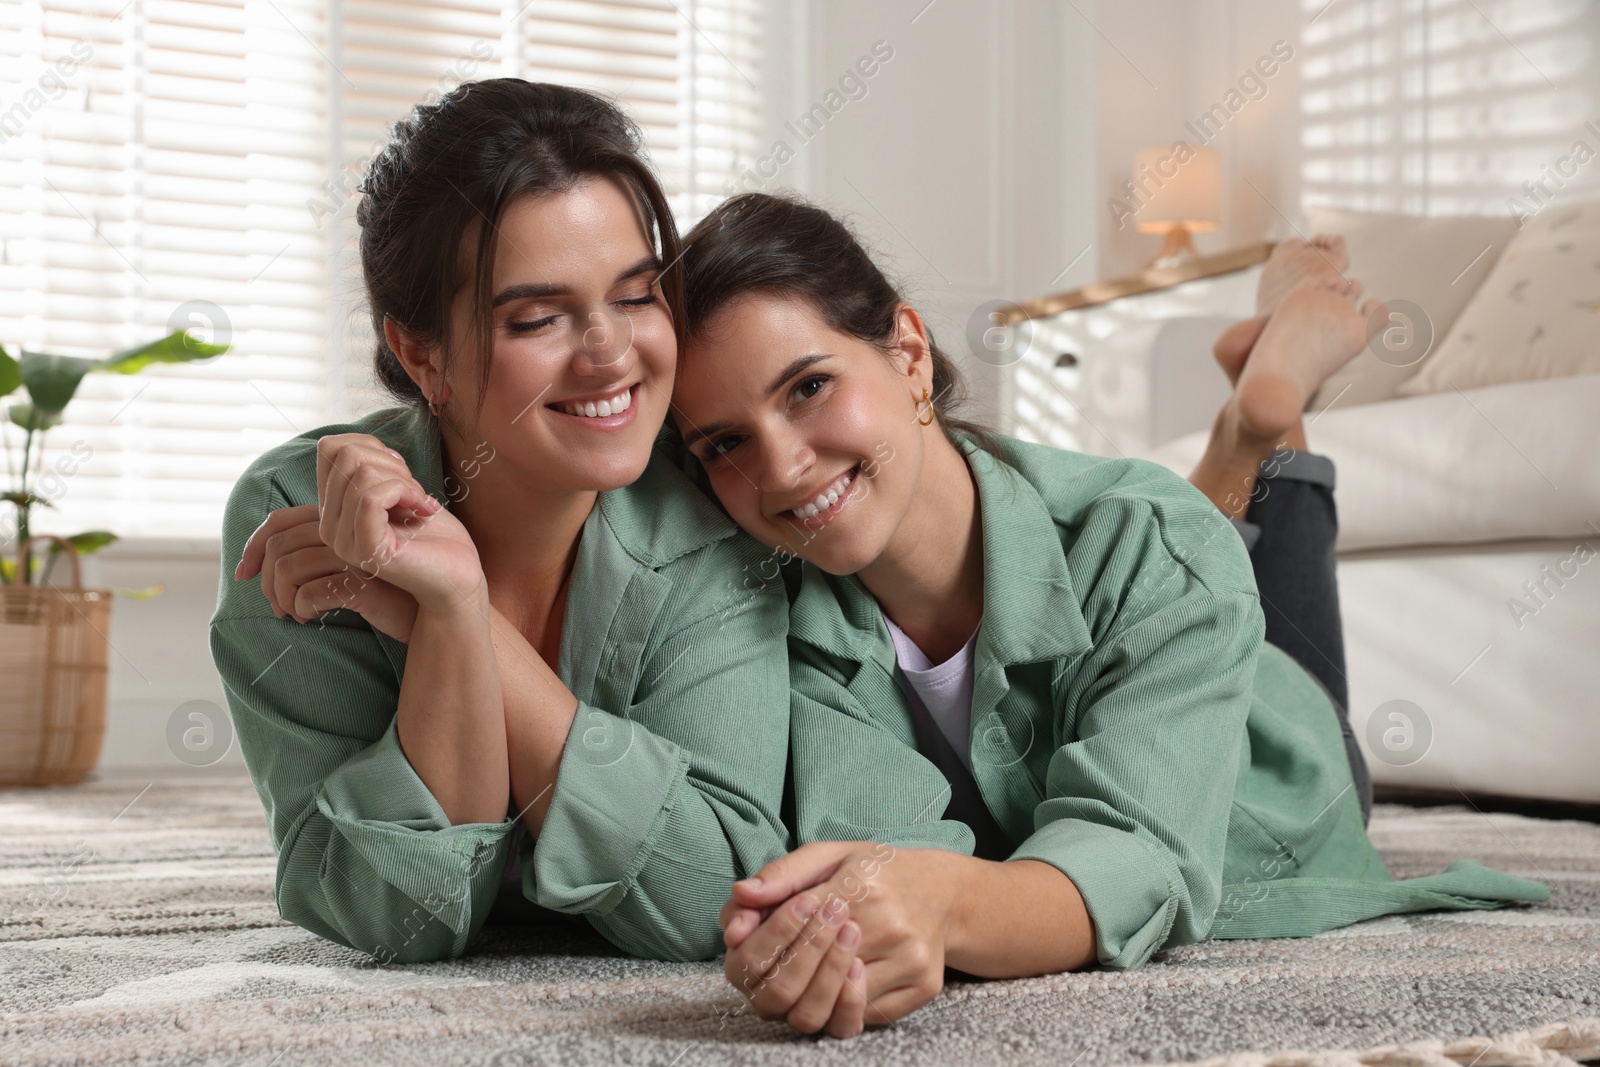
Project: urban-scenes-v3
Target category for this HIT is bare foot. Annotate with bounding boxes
[1212,314,1268,387]
[1255,234,1351,318]
[1235,280,1371,440]
[1189,281,1377,518]
[1215,272,1364,388]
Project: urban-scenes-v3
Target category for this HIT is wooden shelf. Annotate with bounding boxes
[997,241,1276,324]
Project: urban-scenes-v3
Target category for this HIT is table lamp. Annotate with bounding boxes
[1132,144,1221,268]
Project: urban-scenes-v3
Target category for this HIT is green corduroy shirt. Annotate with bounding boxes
[785,434,1549,971]
[209,406,791,964]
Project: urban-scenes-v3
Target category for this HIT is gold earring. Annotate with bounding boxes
[917,386,935,426]
[427,391,442,418]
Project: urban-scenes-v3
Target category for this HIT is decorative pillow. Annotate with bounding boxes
[1304,206,1518,410]
[1396,198,1600,397]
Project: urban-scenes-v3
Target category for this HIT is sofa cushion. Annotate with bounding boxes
[1304,206,1518,411]
[1397,198,1600,397]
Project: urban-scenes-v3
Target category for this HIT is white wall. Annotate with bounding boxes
[761,0,1098,429]
[78,541,239,772]
[1093,0,1303,279]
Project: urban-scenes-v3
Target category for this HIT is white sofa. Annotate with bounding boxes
[1078,313,1600,806]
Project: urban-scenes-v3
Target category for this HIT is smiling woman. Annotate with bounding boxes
[670,192,1550,1039]
[207,80,792,965]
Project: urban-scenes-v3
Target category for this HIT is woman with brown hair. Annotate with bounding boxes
[669,194,1549,1037]
[214,81,793,964]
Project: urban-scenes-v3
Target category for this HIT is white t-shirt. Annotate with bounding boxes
[883,615,979,773]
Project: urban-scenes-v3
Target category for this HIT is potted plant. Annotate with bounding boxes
[1,330,230,786]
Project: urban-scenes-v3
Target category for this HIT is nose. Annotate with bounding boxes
[755,423,814,500]
[570,307,632,375]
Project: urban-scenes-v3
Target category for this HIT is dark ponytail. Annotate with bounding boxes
[678,192,1001,459]
[356,79,683,420]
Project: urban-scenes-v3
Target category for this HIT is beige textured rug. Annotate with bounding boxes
[2,769,1598,1067]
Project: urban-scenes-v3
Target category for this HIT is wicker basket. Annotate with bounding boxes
[1,535,111,787]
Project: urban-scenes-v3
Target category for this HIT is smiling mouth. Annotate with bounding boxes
[782,464,861,529]
[548,382,637,423]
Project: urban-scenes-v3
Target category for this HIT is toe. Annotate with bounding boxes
[1310,233,1349,263]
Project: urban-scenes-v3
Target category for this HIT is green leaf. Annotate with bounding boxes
[18,350,96,415]
[7,402,63,432]
[0,558,44,585]
[110,583,164,600]
[6,330,230,425]
[1,490,54,511]
[49,530,118,555]
[0,345,20,399]
[100,331,229,375]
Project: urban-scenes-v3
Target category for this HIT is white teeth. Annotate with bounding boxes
[560,387,631,418]
[791,467,857,521]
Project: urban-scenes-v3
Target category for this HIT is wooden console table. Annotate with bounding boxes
[997,241,1276,325]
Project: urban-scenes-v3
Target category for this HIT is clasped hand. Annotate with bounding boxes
[718,841,963,1039]
[234,433,484,639]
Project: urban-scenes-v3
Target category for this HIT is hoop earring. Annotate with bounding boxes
[917,386,935,427]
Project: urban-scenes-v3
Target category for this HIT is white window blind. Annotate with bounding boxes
[1300,0,1600,215]
[1,0,762,542]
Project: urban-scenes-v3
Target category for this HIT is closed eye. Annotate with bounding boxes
[506,314,559,335]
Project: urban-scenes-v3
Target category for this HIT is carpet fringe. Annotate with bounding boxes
[1148,1017,1600,1067]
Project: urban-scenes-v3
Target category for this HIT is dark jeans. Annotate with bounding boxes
[1228,448,1373,827]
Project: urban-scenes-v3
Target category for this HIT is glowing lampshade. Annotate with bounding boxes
[1132,144,1222,233]
[1130,144,1221,267]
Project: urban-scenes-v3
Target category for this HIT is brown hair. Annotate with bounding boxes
[357,79,683,420]
[677,193,1002,458]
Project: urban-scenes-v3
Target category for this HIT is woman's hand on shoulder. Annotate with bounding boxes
[312,433,485,615]
[236,503,420,642]
[719,840,967,1037]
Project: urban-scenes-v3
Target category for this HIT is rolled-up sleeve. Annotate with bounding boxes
[211,467,517,965]
[1011,582,1263,971]
[527,555,793,962]
[529,701,689,914]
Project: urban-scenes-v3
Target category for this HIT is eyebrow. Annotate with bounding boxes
[491,254,662,308]
[766,353,828,396]
[683,354,830,447]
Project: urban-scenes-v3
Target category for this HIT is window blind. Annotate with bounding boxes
[1,0,762,541]
[1299,0,1599,215]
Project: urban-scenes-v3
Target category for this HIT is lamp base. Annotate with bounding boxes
[1144,225,1200,270]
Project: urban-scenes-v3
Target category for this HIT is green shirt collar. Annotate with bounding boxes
[789,438,1095,671]
[366,406,734,570]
